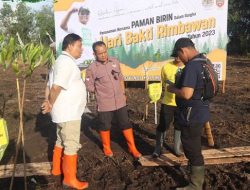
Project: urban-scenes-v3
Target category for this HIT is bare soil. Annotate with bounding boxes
[0,57,249,190]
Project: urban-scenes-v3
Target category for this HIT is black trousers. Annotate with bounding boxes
[181,123,204,166]
[157,104,180,132]
[98,106,131,131]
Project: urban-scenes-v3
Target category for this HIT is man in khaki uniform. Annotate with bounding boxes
[85,41,141,159]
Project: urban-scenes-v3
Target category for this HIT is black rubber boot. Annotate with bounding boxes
[176,166,204,190]
[152,130,166,158]
[174,129,183,156]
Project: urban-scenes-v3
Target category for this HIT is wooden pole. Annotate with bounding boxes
[154,102,157,124]
[204,121,214,147]
[144,72,149,121]
[222,80,226,93]
[144,103,148,121]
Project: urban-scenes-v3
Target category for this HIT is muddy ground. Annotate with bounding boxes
[0,57,249,190]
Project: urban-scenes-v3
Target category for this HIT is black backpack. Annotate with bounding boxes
[193,57,219,100]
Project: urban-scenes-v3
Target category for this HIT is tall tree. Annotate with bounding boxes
[228,0,250,55]
[0,3,15,37]
[0,2,35,43]
[0,2,55,45]
[14,3,35,43]
[34,5,55,45]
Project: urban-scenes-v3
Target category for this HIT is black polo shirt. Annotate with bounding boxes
[175,54,210,125]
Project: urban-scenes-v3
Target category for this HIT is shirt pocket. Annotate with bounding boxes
[175,107,196,126]
[178,106,209,125]
[95,72,110,83]
[111,66,120,73]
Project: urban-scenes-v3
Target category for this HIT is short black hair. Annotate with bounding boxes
[171,38,195,57]
[92,41,106,53]
[62,33,82,51]
[78,7,90,15]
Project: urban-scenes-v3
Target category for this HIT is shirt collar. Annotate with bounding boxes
[62,51,76,61]
[95,57,113,66]
[190,53,204,62]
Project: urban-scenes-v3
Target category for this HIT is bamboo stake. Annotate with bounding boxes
[9,79,27,190]
[9,79,22,190]
[21,80,27,190]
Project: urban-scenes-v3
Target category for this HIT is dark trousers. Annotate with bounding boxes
[181,123,204,166]
[157,104,180,132]
[98,106,131,131]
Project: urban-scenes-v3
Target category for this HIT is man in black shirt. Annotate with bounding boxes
[168,38,210,190]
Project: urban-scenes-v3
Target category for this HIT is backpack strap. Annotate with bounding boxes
[190,56,208,101]
[191,57,208,63]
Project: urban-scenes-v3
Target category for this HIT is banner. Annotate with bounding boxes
[54,0,228,81]
[0,118,8,161]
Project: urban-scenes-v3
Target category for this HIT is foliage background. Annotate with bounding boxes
[0,1,54,46]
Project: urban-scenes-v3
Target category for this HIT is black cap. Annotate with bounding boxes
[171,38,195,57]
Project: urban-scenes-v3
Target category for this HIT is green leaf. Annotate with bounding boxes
[25,69,33,78]
[12,60,20,75]
[6,38,15,63]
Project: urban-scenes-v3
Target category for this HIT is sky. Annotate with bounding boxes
[0,0,53,11]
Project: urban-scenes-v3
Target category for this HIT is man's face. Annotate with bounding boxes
[68,40,83,59]
[94,45,108,63]
[177,48,189,64]
[174,56,181,63]
[79,14,89,25]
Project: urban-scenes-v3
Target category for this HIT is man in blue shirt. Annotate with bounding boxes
[168,38,210,190]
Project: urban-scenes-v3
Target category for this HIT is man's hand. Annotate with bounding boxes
[69,8,78,14]
[167,84,175,93]
[60,7,78,31]
[41,100,52,114]
[42,84,61,114]
[167,85,194,100]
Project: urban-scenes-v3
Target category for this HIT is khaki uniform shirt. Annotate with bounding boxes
[85,57,126,112]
